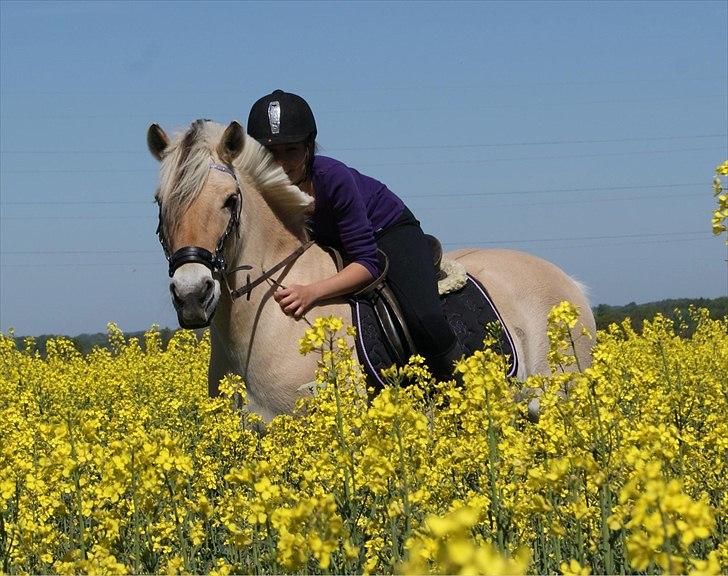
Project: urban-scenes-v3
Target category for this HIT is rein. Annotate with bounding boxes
[157,162,314,301]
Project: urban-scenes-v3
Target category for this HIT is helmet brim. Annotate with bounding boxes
[253,133,312,147]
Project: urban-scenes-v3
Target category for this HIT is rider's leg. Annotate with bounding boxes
[376,207,466,381]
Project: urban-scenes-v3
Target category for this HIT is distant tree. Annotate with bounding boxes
[592,297,728,335]
[10,297,728,356]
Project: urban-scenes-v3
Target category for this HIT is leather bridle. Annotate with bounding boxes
[156,162,313,301]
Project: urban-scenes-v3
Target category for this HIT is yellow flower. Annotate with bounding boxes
[561,558,592,576]
[1,310,726,574]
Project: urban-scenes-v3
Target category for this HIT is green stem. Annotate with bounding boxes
[566,326,583,373]
[656,501,675,575]
[330,337,356,502]
[484,389,504,549]
[130,448,141,574]
[67,416,86,560]
[163,471,190,573]
[392,386,412,545]
[599,482,614,575]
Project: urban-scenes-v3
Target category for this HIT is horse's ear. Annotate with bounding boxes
[147,124,169,162]
[218,121,245,164]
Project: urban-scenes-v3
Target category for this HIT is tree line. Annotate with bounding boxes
[592,297,727,336]
[11,297,728,357]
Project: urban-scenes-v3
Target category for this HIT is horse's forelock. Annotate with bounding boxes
[157,120,224,236]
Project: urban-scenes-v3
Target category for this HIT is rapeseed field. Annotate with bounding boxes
[1,303,726,575]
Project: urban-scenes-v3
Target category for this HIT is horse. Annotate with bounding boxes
[147,119,596,421]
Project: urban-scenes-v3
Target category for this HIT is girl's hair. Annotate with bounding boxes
[303,135,319,184]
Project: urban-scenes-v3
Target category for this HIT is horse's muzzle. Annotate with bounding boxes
[169,264,220,328]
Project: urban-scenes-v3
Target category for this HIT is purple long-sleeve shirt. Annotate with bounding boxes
[308,155,405,278]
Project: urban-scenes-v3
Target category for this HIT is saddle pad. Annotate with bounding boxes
[352,274,518,388]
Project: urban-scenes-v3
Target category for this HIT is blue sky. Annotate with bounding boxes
[1,0,726,336]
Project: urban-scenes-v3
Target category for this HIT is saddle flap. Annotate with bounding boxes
[352,275,519,391]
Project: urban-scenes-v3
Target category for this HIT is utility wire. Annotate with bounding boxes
[1,146,723,174]
[408,182,706,198]
[440,230,710,247]
[0,191,709,220]
[0,75,721,95]
[0,235,716,268]
[1,94,725,120]
[359,147,724,168]
[2,134,724,154]
[0,182,708,207]
[0,231,711,256]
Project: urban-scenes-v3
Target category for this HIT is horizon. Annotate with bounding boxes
[9,296,727,339]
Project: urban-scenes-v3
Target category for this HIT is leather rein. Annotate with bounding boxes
[156,162,314,301]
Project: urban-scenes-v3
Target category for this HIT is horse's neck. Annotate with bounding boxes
[211,183,343,406]
[237,182,307,270]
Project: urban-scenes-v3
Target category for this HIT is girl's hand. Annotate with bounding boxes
[273,284,319,319]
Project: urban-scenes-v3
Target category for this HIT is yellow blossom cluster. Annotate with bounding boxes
[712,159,728,242]
[1,306,727,574]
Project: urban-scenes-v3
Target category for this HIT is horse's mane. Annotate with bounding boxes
[156,119,312,235]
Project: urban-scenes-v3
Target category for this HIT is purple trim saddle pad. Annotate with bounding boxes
[351,274,518,388]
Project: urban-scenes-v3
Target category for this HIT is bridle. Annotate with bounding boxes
[156,162,313,301]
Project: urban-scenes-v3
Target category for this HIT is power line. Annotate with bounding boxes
[2,249,157,255]
[0,231,711,256]
[448,235,717,251]
[1,215,157,220]
[1,200,153,206]
[440,231,710,247]
[0,168,152,174]
[416,191,706,210]
[0,235,716,268]
[359,147,725,168]
[408,182,705,198]
[335,134,728,151]
[323,94,727,114]
[0,182,709,207]
[1,146,723,175]
[0,191,708,220]
[2,134,725,154]
[0,262,162,268]
[1,94,725,120]
[0,75,721,96]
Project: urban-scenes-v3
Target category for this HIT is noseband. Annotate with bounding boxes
[156,162,313,301]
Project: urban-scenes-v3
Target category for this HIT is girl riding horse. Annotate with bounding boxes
[247,89,466,380]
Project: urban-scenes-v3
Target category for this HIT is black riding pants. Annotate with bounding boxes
[375,207,461,370]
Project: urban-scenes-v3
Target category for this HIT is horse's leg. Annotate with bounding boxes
[208,327,228,398]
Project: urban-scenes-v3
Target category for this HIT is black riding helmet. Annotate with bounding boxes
[247,89,317,146]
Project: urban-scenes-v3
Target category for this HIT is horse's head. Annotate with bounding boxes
[148,120,246,328]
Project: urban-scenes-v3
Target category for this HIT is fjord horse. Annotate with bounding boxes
[148,120,595,421]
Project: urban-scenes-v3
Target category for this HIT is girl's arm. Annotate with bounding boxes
[273,262,373,319]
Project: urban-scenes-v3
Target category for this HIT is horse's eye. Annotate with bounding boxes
[223,194,238,211]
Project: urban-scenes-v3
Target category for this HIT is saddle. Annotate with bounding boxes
[325,235,445,366]
[324,236,517,388]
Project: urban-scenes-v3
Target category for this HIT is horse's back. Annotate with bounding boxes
[447,248,595,376]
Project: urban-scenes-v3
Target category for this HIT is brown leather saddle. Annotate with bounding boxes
[326,234,446,367]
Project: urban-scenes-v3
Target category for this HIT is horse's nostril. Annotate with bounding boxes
[170,284,183,307]
[199,278,214,305]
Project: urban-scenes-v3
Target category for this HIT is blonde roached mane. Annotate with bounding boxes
[156,120,313,237]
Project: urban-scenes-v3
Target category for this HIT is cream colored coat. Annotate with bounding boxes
[148,120,595,421]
